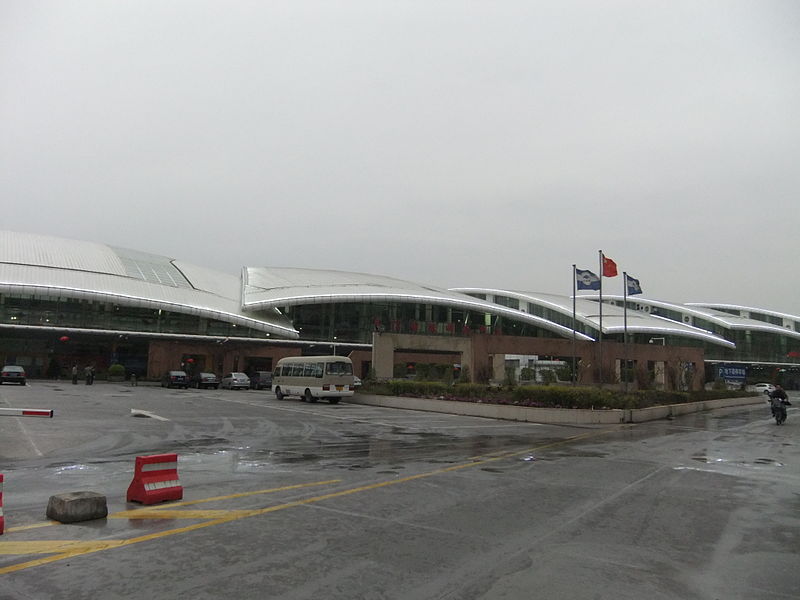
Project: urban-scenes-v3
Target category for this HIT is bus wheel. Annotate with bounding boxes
[305,389,317,403]
[275,387,284,400]
[329,398,340,405]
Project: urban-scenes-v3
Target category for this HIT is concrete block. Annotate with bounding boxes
[46,491,108,523]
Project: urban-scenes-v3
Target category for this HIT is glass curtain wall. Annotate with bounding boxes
[0,293,262,338]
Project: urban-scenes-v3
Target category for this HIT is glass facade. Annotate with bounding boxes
[280,300,564,343]
[0,293,265,339]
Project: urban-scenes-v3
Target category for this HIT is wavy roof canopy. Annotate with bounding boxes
[4,231,796,350]
[0,231,297,338]
[600,296,800,341]
[243,268,594,341]
[453,288,735,348]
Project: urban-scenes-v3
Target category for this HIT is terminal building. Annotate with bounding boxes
[1,230,798,389]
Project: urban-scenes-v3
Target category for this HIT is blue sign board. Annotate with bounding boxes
[718,365,746,382]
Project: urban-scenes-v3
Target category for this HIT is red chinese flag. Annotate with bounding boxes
[602,255,618,277]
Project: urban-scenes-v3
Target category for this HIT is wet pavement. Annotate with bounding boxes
[0,383,797,599]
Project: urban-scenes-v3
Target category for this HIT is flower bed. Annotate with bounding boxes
[369,381,756,410]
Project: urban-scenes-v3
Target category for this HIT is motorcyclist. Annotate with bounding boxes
[768,385,790,424]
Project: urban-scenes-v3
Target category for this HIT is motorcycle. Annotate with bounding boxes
[769,393,790,425]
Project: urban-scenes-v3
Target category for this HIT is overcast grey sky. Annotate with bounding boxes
[2,1,799,314]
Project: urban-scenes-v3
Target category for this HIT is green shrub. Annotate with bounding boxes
[108,363,125,377]
[415,363,431,380]
[387,380,449,397]
[541,369,557,385]
[374,381,760,409]
[712,378,727,390]
[512,385,619,409]
[688,390,756,401]
[452,383,492,399]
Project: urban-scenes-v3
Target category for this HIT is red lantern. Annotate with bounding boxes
[186,358,195,364]
[59,336,70,342]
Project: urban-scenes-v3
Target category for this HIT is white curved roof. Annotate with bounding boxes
[603,296,800,341]
[0,231,298,338]
[244,268,594,341]
[686,302,800,329]
[454,288,736,348]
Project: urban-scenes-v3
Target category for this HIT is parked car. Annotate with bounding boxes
[1,365,26,385]
[747,382,776,395]
[249,371,273,390]
[190,372,220,389]
[161,370,189,389]
[221,372,250,390]
[353,375,362,388]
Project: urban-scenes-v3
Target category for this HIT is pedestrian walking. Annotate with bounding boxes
[72,364,78,385]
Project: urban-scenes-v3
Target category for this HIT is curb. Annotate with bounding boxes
[346,394,766,425]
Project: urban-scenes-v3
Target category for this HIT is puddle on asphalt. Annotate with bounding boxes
[689,455,784,467]
[119,428,586,475]
[52,463,101,475]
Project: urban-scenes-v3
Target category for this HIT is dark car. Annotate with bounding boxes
[161,370,189,389]
[1,365,26,385]
[249,371,273,390]
[190,372,220,389]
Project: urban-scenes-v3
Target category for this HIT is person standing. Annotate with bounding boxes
[72,364,78,385]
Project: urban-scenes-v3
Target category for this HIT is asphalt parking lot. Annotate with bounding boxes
[1,382,798,599]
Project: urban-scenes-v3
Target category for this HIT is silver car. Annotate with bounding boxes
[221,372,250,390]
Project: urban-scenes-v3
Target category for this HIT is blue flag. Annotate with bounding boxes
[626,274,642,295]
[576,268,600,290]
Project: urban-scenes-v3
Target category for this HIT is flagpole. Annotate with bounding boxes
[598,250,603,387]
[623,271,628,393]
[572,264,577,386]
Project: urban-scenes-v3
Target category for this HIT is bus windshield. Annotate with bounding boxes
[326,361,353,376]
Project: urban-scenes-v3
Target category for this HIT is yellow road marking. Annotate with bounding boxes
[111,509,257,520]
[139,479,342,510]
[0,541,126,555]
[4,521,60,533]
[0,429,613,575]
[2,479,342,532]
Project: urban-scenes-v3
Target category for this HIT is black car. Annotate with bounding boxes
[1,365,26,385]
[161,370,189,389]
[249,371,273,390]
[190,372,220,389]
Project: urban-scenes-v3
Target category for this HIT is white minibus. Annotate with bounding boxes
[272,355,355,404]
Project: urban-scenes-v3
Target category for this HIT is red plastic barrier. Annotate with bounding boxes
[126,453,183,505]
[1,473,4,534]
[0,407,53,418]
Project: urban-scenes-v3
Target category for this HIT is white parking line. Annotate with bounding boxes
[130,408,170,421]
[0,399,43,457]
